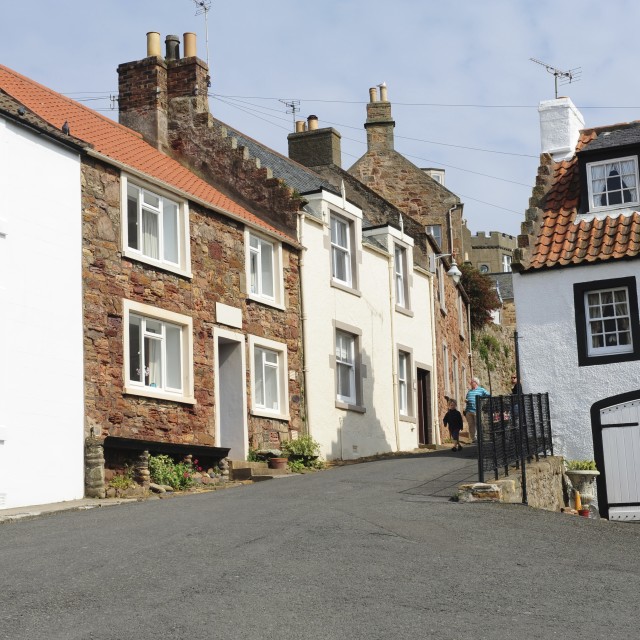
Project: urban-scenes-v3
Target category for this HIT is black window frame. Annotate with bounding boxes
[574,275,640,366]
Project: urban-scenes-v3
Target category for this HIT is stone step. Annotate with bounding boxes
[228,460,291,481]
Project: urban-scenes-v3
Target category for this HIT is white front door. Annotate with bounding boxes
[600,399,640,521]
[214,328,249,461]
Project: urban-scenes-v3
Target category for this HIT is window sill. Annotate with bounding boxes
[246,294,286,311]
[250,408,290,421]
[395,305,414,317]
[331,280,362,297]
[335,400,366,414]
[122,249,192,279]
[124,386,196,405]
[399,414,417,424]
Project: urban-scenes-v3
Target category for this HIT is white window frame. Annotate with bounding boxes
[586,156,640,213]
[394,244,411,310]
[121,175,191,277]
[426,224,443,250]
[585,287,634,357]
[123,300,194,404]
[245,229,284,309]
[397,349,414,418]
[248,335,289,420]
[502,254,512,272]
[330,213,354,288]
[335,330,357,405]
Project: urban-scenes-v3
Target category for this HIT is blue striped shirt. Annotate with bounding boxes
[465,386,490,414]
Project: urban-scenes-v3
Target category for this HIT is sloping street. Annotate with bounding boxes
[1,451,638,640]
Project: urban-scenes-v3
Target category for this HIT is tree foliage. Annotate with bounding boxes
[460,264,501,330]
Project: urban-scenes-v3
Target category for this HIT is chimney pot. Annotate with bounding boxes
[295,120,306,133]
[147,32,161,57]
[308,115,319,131]
[379,84,388,102]
[183,32,196,58]
[165,34,180,61]
[369,87,378,103]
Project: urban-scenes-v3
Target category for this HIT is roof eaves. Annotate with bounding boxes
[86,148,300,249]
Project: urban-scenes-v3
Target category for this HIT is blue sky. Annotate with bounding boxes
[3,0,640,236]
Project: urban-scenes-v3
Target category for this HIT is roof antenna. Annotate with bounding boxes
[530,58,581,99]
[279,99,301,132]
[193,1,212,72]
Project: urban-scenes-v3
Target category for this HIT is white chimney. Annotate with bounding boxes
[538,97,585,161]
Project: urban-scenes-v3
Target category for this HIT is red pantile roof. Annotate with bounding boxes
[0,64,294,244]
[528,127,640,270]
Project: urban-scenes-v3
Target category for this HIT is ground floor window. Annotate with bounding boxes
[123,300,194,403]
[249,336,289,420]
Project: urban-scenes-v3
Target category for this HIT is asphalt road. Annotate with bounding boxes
[1,450,639,640]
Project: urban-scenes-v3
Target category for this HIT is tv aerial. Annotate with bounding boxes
[279,99,301,131]
[530,58,581,98]
[192,0,212,71]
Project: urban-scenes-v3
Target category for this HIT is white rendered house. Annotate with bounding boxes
[0,101,85,509]
[513,98,640,520]
[300,190,434,459]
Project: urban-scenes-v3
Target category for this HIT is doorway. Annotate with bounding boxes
[417,368,432,446]
[214,329,248,461]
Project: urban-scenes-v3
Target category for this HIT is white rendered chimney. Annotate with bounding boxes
[538,97,585,161]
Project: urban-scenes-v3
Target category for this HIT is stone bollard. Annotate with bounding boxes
[85,438,106,499]
[135,450,150,489]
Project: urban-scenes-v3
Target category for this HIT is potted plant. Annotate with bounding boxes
[565,459,600,512]
[281,435,320,466]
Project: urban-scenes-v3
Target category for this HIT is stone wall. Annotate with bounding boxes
[459,456,565,511]
[81,157,303,450]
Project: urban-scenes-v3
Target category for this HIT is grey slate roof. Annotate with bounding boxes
[211,118,338,197]
[581,122,640,152]
[487,272,514,300]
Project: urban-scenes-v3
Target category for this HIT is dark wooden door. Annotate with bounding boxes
[417,369,432,445]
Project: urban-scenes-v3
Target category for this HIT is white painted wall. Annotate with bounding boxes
[0,117,84,509]
[513,262,640,460]
[300,191,434,460]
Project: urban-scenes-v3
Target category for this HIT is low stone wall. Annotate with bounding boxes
[458,456,565,511]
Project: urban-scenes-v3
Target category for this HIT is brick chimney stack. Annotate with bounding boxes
[365,84,395,152]
[118,32,210,152]
[287,115,342,168]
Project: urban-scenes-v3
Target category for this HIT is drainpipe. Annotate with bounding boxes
[428,270,440,445]
[447,204,457,255]
[388,249,401,452]
[297,212,312,437]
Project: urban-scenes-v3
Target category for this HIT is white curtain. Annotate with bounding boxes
[142,209,160,259]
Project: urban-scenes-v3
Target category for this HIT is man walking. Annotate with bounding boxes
[464,377,489,442]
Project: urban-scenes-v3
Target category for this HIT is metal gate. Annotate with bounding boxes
[593,394,640,521]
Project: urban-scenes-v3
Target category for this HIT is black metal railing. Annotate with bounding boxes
[476,393,552,483]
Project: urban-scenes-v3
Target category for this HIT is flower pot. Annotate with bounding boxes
[578,508,591,518]
[566,469,600,505]
[268,457,288,470]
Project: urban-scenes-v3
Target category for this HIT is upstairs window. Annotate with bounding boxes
[331,214,352,287]
[426,224,443,250]
[502,254,512,272]
[394,244,410,309]
[245,231,284,308]
[123,177,190,276]
[587,158,639,211]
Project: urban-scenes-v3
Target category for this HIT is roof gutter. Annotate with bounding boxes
[85,148,301,250]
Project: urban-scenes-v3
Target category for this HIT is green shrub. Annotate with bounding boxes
[108,470,135,490]
[148,454,195,490]
[281,435,320,458]
[566,459,597,471]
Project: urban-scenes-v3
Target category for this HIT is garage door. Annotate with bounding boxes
[600,399,640,521]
